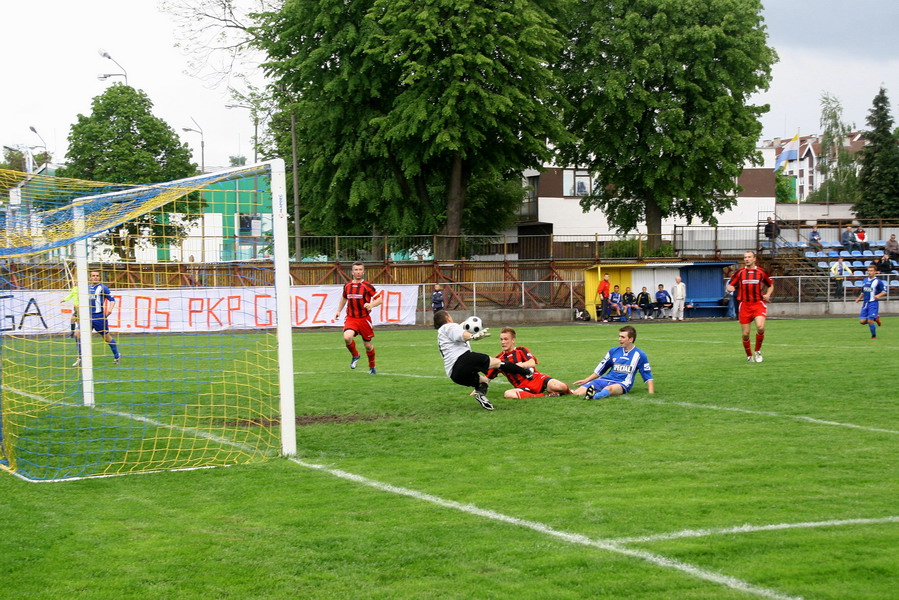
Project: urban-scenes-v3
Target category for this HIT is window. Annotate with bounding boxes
[563,169,592,197]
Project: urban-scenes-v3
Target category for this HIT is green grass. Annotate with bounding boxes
[1,317,898,599]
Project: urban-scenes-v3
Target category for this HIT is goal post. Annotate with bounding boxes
[0,160,296,481]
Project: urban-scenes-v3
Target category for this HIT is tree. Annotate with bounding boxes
[555,0,775,247]
[253,0,570,258]
[58,84,201,260]
[855,87,899,219]
[775,170,796,203]
[1,147,52,173]
[808,92,859,204]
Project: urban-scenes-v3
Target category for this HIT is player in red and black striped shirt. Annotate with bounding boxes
[486,327,571,398]
[726,250,775,363]
[334,262,383,374]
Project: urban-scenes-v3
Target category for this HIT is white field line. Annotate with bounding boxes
[290,458,801,600]
[605,516,899,545]
[630,397,899,436]
[0,385,871,599]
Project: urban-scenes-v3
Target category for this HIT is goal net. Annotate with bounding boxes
[0,161,296,481]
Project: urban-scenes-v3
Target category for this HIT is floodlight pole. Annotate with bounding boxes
[182,117,205,173]
[98,49,128,85]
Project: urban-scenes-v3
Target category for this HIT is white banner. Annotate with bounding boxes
[0,285,419,336]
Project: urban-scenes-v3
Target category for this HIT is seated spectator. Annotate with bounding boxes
[854,226,870,251]
[874,252,894,275]
[885,233,899,262]
[841,225,857,252]
[636,286,654,319]
[622,287,639,320]
[809,225,823,252]
[654,284,673,318]
[609,285,624,318]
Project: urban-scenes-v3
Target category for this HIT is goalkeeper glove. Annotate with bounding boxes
[470,328,491,340]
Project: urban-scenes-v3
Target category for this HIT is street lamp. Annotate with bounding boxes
[225,103,259,163]
[29,126,48,170]
[182,117,205,173]
[98,48,128,85]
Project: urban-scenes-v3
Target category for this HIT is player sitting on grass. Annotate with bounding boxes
[486,327,571,398]
[571,325,654,400]
[434,311,534,411]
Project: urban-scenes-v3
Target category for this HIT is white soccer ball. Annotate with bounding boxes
[461,316,483,334]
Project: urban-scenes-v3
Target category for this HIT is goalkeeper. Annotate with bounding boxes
[434,310,533,411]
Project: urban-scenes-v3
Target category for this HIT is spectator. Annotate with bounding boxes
[609,285,623,319]
[764,216,781,257]
[874,252,894,275]
[809,225,823,252]
[636,286,654,320]
[431,283,445,313]
[654,284,673,318]
[841,225,857,252]
[854,225,870,251]
[622,287,639,320]
[885,233,899,262]
[596,273,611,322]
[671,276,687,321]
[831,257,850,299]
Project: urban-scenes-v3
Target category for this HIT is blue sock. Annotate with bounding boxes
[109,340,120,358]
[870,323,877,337]
[595,389,611,399]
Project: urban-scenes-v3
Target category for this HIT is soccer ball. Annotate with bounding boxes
[461,316,483,334]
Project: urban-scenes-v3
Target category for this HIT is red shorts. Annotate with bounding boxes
[344,316,374,341]
[513,372,552,395]
[738,300,768,324]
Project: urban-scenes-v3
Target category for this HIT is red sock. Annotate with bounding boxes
[366,348,376,368]
[346,340,358,357]
[742,338,751,356]
[755,332,764,352]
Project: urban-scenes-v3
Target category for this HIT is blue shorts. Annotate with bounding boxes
[91,314,110,334]
[859,301,879,321]
[584,377,632,395]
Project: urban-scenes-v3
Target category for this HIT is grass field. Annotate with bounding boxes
[1,316,897,599]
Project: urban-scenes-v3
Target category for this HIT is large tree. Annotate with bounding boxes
[808,92,859,204]
[58,84,201,260]
[855,87,899,219]
[253,0,570,258]
[555,0,775,246]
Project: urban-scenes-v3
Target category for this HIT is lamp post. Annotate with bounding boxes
[225,104,259,163]
[182,117,205,173]
[98,49,128,85]
[29,126,48,169]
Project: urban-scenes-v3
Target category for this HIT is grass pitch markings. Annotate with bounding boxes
[605,516,899,544]
[630,397,899,436]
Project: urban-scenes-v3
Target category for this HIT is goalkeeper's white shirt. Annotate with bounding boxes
[437,322,471,377]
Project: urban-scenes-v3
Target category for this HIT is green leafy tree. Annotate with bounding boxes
[555,0,775,247]
[855,87,899,219]
[775,170,796,203]
[254,0,569,258]
[808,92,859,204]
[58,84,201,260]
[1,148,52,173]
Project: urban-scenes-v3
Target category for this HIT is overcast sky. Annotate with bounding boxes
[2,1,898,171]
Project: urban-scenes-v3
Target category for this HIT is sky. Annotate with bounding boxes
[2,1,899,171]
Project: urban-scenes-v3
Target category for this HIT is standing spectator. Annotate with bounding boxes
[854,225,870,251]
[654,284,673,318]
[334,262,383,375]
[764,216,781,257]
[622,287,639,320]
[831,257,851,300]
[570,325,655,400]
[433,311,532,410]
[722,264,738,319]
[486,327,571,398]
[809,225,823,252]
[671,276,687,321]
[855,264,886,339]
[841,225,857,252]
[885,233,899,262]
[636,286,654,319]
[596,273,611,322]
[727,250,774,363]
[431,283,445,313]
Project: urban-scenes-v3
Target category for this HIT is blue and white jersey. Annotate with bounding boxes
[610,291,622,304]
[593,346,653,388]
[861,276,885,304]
[89,283,115,316]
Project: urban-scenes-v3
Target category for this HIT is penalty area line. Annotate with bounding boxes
[288,457,800,600]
